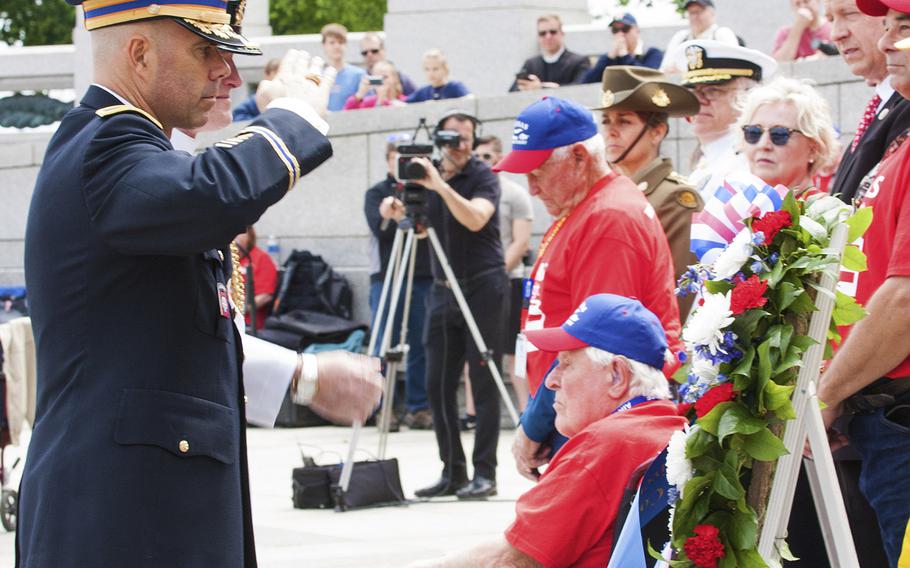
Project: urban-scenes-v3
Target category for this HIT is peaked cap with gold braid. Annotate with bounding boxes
[67,0,261,55]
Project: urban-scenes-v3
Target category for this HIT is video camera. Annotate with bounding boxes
[395,118,463,182]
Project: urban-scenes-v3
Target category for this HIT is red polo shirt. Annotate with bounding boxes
[505,400,686,567]
[522,174,683,393]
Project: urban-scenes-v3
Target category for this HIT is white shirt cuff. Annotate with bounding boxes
[266,98,330,136]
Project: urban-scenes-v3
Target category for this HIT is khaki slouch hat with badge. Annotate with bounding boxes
[591,66,699,116]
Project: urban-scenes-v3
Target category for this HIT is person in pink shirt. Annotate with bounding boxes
[773,0,833,61]
[343,60,407,110]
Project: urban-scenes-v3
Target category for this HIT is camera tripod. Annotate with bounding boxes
[367,212,520,459]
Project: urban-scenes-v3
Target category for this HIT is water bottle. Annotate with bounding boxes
[266,235,280,266]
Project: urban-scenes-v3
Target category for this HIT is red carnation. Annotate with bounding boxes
[684,524,726,568]
[730,275,769,315]
[751,210,792,243]
[695,383,735,418]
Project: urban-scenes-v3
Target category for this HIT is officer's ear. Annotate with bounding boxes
[126,33,153,72]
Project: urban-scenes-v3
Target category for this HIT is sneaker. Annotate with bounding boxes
[403,408,434,430]
[459,414,476,432]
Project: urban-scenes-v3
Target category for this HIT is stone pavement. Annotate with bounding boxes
[0,425,535,567]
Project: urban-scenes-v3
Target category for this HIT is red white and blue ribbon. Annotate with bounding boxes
[690,172,788,263]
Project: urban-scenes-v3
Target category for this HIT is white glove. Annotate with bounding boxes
[256,49,337,116]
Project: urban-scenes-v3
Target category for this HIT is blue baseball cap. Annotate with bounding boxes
[524,294,668,369]
[493,96,599,174]
[610,13,638,28]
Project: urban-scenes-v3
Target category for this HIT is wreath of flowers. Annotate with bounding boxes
[655,191,873,567]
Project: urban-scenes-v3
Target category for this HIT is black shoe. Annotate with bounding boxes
[414,475,467,499]
[456,476,497,500]
[459,413,476,432]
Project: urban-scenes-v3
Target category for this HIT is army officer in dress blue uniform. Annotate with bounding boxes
[18,2,382,567]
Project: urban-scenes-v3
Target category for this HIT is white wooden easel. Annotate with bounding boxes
[758,223,860,567]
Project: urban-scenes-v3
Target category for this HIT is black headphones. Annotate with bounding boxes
[434,109,483,150]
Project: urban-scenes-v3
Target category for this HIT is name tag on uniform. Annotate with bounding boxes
[514,333,528,379]
[217,282,231,318]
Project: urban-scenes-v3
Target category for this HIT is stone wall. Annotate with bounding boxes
[0,56,869,325]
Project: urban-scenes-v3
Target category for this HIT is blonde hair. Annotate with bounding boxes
[422,48,449,73]
[537,14,563,30]
[373,60,404,100]
[320,23,348,44]
[736,76,838,178]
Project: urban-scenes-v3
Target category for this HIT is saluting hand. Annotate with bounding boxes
[307,351,383,425]
[256,49,337,116]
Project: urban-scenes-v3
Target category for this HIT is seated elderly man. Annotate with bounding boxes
[411,294,686,568]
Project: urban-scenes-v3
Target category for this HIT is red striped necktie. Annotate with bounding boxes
[851,94,882,152]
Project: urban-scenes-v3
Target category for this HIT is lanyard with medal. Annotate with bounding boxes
[514,213,572,379]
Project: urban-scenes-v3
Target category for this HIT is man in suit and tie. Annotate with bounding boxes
[826,0,910,204]
[784,4,904,565]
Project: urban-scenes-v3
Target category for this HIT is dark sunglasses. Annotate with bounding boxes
[538,29,560,37]
[474,152,494,162]
[742,125,802,146]
[360,48,380,56]
[611,25,631,34]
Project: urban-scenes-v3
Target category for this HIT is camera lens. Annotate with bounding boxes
[405,161,426,179]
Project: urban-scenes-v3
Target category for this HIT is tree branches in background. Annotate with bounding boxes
[1,0,73,46]
[270,0,387,36]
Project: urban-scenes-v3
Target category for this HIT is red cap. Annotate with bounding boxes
[857,0,910,16]
[492,149,554,173]
[523,326,588,352]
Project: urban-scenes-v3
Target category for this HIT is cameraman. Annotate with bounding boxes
[407,111,507,500]
[365,136,434,430]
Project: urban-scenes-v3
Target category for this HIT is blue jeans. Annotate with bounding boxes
[849,402,910,566]
[369,278,431,412]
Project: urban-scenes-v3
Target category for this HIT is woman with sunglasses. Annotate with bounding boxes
[594,66,704,316]
[738,76,839,197]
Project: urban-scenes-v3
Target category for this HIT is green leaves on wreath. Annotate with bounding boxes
[845,206,873,243]
[742,427,789,461]
[832,290,867,327]
[841,244,867,272]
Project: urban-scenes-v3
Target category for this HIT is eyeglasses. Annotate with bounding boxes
[742,125,803,146]
[611,25,631,34]
[474,152,494,162]
[690,84,736,101]
[360,48,380,56]
[538,29,560,37]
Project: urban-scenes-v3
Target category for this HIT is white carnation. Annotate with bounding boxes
[666,426,694,496]
[712,228,753,280]
[691,355,720,383]
[806,194,852,227]
[682,291,734,353]
[799,215,828,242]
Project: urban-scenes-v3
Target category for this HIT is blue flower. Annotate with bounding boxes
[752,232,766,246]
[667,487,680,506]
[750,260,764,274]
[769,252,779,266]
[694,331,742,365]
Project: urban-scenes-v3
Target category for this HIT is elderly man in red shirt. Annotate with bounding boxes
[409,294,686,567]
[491,96,683,480]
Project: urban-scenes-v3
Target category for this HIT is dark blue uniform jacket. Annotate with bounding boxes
[18,86,331,568]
